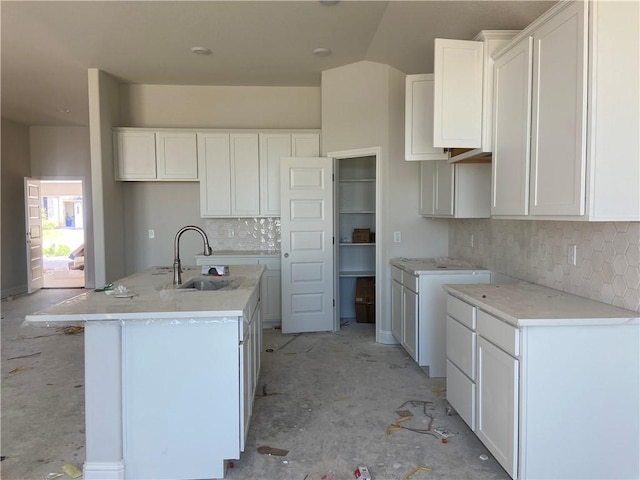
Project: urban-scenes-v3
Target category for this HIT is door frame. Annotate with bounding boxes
[38,176,87,289]
[327,147,382,335]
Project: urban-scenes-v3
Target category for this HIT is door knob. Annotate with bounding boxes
[284,253,289,258]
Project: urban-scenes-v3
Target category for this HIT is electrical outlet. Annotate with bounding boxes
[148,229,155,239]
[393,231,401,243]
[568,244,577,266]
[228,229,235,238]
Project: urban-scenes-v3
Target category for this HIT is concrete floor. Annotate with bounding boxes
[1,289,510,480]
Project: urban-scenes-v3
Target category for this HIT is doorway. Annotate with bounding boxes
[40,180,85,288]
[330,147,381,335]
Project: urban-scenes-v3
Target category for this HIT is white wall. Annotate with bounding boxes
[118,84,321,274]
[1,118,31,296]
[88,69,125,287]
[120,85,321,129]
[30,126,95,288]
[321,61,449,343]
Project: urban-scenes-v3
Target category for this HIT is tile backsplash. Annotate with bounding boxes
[203,218,280,251]
[449,220,640,312]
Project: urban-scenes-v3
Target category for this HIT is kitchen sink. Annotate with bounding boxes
[177,276,242,291]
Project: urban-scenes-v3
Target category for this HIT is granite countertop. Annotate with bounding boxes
[390,257,489,275]
[444,283,640,327]
[25,264,265,323]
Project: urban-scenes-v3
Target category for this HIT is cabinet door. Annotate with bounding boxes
[433,39,484,148]
[403,286,418,361]
[156,132,198,180]
[434,161,454,216]
[291,133,320,157]
[419,161,436,216]
[198,133,232,217]
[259,134,291,216]
[230,134,260,216]
[530,1,587,216]
[391,278,403,343]
[115,131,156,180]
[477,337,519,479]
[405,74,448,161]
[492,36,533,216]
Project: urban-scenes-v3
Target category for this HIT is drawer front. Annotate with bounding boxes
[391,265,403,283]
[447,295,476,329]
[446,359,476,431]
[477,310,519,357]
[259,257,281,271]
[446,316,476,380]
[405,273,419,293]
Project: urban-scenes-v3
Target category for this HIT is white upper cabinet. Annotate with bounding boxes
[492,0,639,221]
[405,74,448,161]
[114,130,157,180]
[433,31,518,162]
[259,132,320,217]
[229,134,260,216]
[114,129,198,181]
[156,132,198,180]
[420,160,490,218]
[491,36,533,216]
[198,133,233,217]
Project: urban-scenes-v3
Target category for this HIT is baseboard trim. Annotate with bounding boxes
[377,328,398,345]
[83,460,125,480]
[1,284,27,299]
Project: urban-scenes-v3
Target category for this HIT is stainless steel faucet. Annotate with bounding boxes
[173,225,212,285]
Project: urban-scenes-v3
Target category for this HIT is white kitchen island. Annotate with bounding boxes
[25,264,265,480]
[444,283,640,480]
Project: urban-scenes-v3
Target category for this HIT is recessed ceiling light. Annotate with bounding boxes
[191,46,211,55]
[56,108,71,114]
[313,47,332,57]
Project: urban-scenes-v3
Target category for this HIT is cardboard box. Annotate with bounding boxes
[355,277,375,323]
[352,228,371,243]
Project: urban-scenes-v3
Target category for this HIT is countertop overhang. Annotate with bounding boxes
[390,257,489,275]
[25,264,265,323]
[444,283,640,327]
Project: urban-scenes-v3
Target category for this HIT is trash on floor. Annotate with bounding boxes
[403,466,432,480]
[430,386,446,397]
[257,446,289,456]
[7,352,41,361]
[61,463,82,479]
[44,474,63,480]
[387,400,437,438]
[8,366,32,375]
[60,326,84,335]
[433,427,455,439]
[354,465,372,480]
[479,454,489,461]
[396,409,413,418]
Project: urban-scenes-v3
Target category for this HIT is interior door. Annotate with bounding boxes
[24,177,43,293]
[280,157,334,333]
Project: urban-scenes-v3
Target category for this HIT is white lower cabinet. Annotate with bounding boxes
[240,295,261,451]
[445,286,640,480]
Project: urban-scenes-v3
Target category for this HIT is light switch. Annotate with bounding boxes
[148,229,155,239]
[394,231,401,243]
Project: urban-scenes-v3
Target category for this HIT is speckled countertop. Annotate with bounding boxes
[390,257,489,275]
[444,283,640,327]
[25,264,265,323]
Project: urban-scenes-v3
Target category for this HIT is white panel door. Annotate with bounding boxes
[530,1,587,216]
[280,157,334,334]
[433,39,484,148]
[492,36,533,216]
[24,178,43,293]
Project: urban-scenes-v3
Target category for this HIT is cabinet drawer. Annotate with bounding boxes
[404,274,419,293]
[446,359,476,431]
[446,316,476,380]
[477,310,519,357]
[391,266,403,283]
[447,295,476,329]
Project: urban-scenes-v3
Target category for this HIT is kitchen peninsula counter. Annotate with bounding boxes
[25,265,265,480]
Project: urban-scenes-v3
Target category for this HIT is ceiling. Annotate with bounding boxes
[1,0,556,127]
